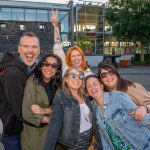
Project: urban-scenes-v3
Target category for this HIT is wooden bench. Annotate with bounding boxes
[119,60,131,67]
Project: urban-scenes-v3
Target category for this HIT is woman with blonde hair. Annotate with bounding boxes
[44,66,102,150]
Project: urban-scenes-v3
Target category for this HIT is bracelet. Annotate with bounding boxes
[43,108,46,115]
[143,105,149,113]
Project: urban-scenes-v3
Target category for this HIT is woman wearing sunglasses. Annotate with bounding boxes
[51,10,92,76]
[85,74,150,150]
[44,66,102,150]
[98,64,150,122]
[21,54,62,150]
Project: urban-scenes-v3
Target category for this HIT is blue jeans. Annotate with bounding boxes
[0,136,5,150]
[1,134,21,150]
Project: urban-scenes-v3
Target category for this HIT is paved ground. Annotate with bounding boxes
[91,66,150,91]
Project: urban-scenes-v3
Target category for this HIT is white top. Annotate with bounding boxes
[79,103,92,133]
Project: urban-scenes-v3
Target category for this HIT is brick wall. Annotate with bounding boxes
[0,20,54,56]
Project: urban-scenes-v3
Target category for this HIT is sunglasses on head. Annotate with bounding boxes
[100,70,116,79]
[68,73,84,80]
[42,61,58,69]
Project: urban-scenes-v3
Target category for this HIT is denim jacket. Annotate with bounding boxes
[92,91,150,150]
[44,90,102,150]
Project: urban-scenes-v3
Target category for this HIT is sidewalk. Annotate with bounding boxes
[91,66,150,91]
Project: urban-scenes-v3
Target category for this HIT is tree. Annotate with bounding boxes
[74,33,94,54]
[106,0,150,62]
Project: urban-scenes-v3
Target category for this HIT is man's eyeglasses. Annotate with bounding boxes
[68,73,84,80]
[100,70,116,79]
[42,62,59,69]
[19,44,39,50]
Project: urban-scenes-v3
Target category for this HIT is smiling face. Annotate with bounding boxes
[86,77,103,100]
[65,68,83,92]
[41,56,58,83]
[100,68,118,91]
[70,50,82,67]
[18,35,40,66]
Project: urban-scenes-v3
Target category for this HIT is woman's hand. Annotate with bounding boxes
[129,106,147,122]
[31,104,45,115]
[51,9,61,44]
[51,9,58,28]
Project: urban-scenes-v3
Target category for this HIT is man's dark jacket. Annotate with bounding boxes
[0,52,28,135]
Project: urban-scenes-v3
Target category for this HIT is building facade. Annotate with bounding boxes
[0,0,141,56]
[0,0,70,55]
[74,1,105,55]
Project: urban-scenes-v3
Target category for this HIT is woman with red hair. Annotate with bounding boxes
[65,46,92,76]
[52,10,92,76]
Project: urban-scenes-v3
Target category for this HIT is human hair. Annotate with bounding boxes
[65,46,88,70]
[98,64,135,92]
[84,74,104,100]
[62,66,86,98]
[32,53,62,90]
[85,74,102,85]
[19,32,40,45]
[84,73,103,92]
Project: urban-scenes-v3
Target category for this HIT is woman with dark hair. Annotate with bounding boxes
[98,64,150,122]
[85,74,150,150]
[44,66,102,150]
[21,53,62,150]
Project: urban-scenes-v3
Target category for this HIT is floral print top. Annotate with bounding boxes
[103,118,130,150]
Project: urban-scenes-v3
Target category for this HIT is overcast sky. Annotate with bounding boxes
[16,0,108,4]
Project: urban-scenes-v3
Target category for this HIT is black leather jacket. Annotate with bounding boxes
[44,90,102,150]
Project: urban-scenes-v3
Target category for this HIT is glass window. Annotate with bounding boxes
[96,7,103,15]
[38,24,45,30]
[78,14,85,21]
[0,8,11,20]
[85,21,96,32]
[77,21,86,32]
[12,8,24,21]
[48,10,52,20]
[25,9,36,21]
[97,15,104,22]
[37,10,48,22]
[0,23,6,29]
[76,5,85,14]
[98,22,104,32]
[85,6,96,15]
[59,11,69,32]
[86,15,96,22]
[61,34,71,52]
[61,34,70,45]
[20,25,26,30]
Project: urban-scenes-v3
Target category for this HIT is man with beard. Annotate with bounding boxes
[0,32,40,150]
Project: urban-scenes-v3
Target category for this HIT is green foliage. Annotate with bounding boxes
[106,0,150,44]
[134,54,141,61]
[74,33,94,54]
[134,60,150,65]
[135,54,150,61]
